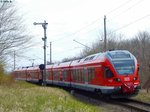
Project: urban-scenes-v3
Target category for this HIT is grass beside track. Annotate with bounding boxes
[133,89,150,103]
[0,81,102,112]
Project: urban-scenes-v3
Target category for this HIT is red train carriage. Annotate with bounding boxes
[13,67,27,81]
[12,50,140,97]
[46,64,53,84]
[26,66,41,83]
[13,66,42,83]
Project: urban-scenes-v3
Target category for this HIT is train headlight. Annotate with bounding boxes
[114,78,121,82]
[133,77,137,81]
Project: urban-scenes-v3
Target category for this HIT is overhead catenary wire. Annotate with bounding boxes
[51,0,139,43]
[51,18,103,43]
[106,0,133,15]
[110,14,150,34]
[108,0,144,20]
[9,0,149,67]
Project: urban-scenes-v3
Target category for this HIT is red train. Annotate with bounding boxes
[12,50,140,97]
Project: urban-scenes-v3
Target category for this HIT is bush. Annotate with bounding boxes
[0,64,14,86]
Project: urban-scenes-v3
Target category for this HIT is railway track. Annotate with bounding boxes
[112,99,150,112]
[71,89,150,112]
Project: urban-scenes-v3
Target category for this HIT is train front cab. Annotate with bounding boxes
[103,50,140,97]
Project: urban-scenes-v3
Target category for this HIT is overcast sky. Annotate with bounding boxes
[13,0,150,68]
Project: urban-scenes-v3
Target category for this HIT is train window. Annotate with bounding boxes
[84,57,89,61]
[104,68,114,78]
[16,72,19,78]
[87,69,91,82]
[72,70,75,81]
[89,56,95,60]
[85,69,88,81]
[50,71,52,79]
[77,69,80,81]
[53,71,60,80]
[53,71,56,80]
[62,70,68,81]
[46,71,49,79]
[46,71,51,79]
[30,71,36,79]
[87,68,95,82]
[77,59,81,62]
[84,56,95,61]
[24,72,27,78]
[77,69,79,81]
[80,69,84,82]
[71,70,74,80]
[74,69,77,81]
[92,68,95,79]
[78,69,84,82]
[72,69,77,81]
[72,69,84,82]
[76,69,79,81]
[78,70,79,81]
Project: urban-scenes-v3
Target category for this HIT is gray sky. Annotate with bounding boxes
[14,0,150,68]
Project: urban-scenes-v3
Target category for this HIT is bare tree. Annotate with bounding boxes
[81,31,124,57]
[0,2,31,63]
[134,32,150,85]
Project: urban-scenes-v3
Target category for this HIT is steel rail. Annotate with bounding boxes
[70,89,150,112]
[111,98,150,112]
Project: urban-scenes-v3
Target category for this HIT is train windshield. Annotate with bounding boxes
[112,60,135,75]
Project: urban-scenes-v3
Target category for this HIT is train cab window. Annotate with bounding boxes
[104,67,114,78]
[112,60,135,75]
[108,52,131,59]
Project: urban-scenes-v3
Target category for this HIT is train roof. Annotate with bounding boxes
[14,67,27,71]
[52,63,61,68]
[59,61,72,67]
[15,50,135,71]
[83,53,103,61]
[27,66,39,70]
[71,59,81,66]
[46,64,53,69]
[105,50,135,61]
